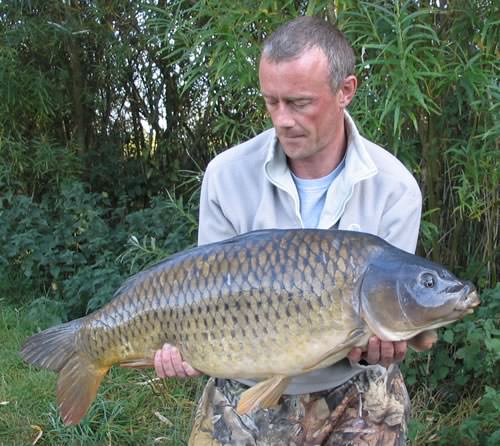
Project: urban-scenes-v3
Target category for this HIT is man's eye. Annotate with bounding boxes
[293,100,310,108]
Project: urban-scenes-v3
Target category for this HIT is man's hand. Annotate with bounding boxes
[348,336,407,368]
[154,343,201,378]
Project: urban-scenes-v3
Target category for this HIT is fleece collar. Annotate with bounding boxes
[263,110,378,227]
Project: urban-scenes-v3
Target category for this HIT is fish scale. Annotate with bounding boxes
[20,228,479,425]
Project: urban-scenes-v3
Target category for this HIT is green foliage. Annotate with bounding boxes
[148,0,293,157]
[0,45,61,138]
[403,284,500,444]
[121,186,200,274]
[1,0,496,285]
[403,285,499,390]
[444,386,500,446]
[0,137,82,197]
[0,0,204,201]
[0,182,120,317]
[0,181,199,318]
[409,385,500,446]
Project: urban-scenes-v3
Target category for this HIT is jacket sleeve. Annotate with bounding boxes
[197,162,238,246]
[379,185,422,254]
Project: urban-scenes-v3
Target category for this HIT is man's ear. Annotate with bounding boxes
[338,75,357,108]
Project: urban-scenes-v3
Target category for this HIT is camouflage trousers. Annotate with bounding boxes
[188,365,409,446]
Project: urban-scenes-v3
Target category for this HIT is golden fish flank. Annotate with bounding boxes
[20,229,479,425]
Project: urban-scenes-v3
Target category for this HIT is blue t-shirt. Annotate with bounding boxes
[291,157,345,228]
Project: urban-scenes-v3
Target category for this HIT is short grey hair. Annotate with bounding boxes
[261,16,356,92]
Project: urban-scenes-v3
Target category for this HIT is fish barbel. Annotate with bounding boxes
[20,229,479,424]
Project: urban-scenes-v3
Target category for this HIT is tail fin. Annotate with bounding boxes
[20,320,110,425]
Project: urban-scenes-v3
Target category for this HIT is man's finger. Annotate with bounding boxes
[394,341,407,362]
[156,344,175,377]
[380,341,395,367]
[183,362,201,377]
[154,347,166,378]
[162,344,179,377]
[347,347,363,364]
[365,337,381,364]
[169,346,187,377]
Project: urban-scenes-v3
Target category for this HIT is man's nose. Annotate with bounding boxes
[271,104,294,128]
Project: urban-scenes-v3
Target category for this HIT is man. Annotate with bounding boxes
[155,16,422,445]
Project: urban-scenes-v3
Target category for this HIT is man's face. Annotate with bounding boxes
[259,47,348,166]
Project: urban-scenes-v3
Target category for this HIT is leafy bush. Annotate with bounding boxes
[0,182,121,316]
[121,190,200,273]
[0,180,199,319]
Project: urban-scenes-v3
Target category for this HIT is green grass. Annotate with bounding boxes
[0,299,205,445]
[409,385,498,445]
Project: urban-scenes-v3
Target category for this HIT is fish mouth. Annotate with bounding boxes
[454,289,480,314]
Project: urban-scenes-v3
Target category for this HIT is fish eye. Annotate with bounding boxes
[421,273,436,288]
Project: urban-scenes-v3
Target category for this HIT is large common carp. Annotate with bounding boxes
[20,229,479,425]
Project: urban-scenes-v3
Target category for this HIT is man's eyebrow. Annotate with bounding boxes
[287,96,313,101]
[261,94,313,101]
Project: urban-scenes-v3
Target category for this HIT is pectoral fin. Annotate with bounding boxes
[119,358,155,368]
[302,329,366,372]
[236,375,290,415]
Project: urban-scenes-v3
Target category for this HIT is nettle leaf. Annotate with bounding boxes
[442,329,454,344]
[406,374,417,386]
[408,419,425,441]
[454,373,469,386]
[49,264,61,279]
[459,418,481,441]
[466,329,484,343]
[487,430,500,446]
[438,364,451,380]
[484,338,500,354]
[455,347,467,359]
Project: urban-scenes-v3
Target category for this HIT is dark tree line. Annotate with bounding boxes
[0,0,497,284]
